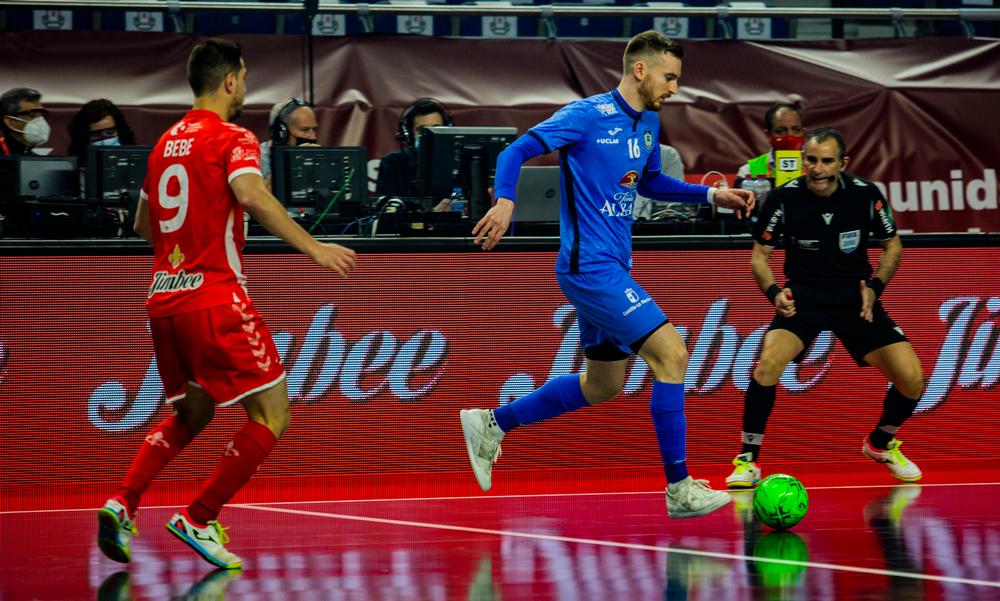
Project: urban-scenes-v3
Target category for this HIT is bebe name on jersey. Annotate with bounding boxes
[163,138,194,158]
[148,269,204,297]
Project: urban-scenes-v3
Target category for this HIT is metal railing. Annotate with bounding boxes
[5,0,998,21]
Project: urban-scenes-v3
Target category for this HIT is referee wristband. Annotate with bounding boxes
[866,277,886,298]
[765,284,782,304]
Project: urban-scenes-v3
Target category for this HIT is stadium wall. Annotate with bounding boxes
[2,31,998,232]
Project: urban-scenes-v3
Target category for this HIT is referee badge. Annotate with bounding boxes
[643,131,653,151]
[839,230,860,253]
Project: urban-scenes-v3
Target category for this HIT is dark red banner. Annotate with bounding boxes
[2,32,997,232]
[0,248,998,489]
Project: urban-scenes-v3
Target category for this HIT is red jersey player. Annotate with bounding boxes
[97,38,355,569]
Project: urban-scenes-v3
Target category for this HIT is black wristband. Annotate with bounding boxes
[765,284,782,304]
[867,277,885,298]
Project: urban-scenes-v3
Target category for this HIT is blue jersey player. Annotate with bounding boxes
[460,31,754,518]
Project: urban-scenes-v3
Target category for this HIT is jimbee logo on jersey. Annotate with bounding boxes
[643,131,653,151]
[839,229,861,253]
[619,170,639,188]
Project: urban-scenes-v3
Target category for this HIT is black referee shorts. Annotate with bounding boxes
[769,299,908,367]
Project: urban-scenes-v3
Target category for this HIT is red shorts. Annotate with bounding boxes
[150,299,285,407]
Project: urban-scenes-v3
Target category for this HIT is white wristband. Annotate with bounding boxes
[707,186,716,205]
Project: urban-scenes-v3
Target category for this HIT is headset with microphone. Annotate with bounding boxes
[269,97,311,146]
[395,97,453,148]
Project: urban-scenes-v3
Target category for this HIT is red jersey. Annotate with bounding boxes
[141,110,262,317]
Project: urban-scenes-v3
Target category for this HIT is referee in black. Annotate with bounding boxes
[726,127,925,488]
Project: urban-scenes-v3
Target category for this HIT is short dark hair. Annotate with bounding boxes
[1,87,41,117]
[66,99,138,162]
[407,98,445,124]
[186,38,243,97]
[763,102,802,132]
[623,30,683,73]
[805,127,847,160]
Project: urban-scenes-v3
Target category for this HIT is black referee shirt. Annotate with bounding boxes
[753,172,896,295]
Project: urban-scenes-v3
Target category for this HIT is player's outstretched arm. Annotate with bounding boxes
[473,198,514,251]
[230,172,356,277]
[712,188,756,220]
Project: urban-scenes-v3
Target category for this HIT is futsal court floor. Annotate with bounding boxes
[2,462,999,600]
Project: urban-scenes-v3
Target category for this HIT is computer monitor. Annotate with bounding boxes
[415,126,517,220]
[514,166,562,223]
[0,155,79,202]
[85,145,152,208]
[272,146,367,219]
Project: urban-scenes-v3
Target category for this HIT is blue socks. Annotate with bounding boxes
[492,376,688,485]
[492,374,589,432]
[650,381,689,484]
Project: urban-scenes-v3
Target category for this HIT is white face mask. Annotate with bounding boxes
[91,136,120,147]
[11,116,51,147]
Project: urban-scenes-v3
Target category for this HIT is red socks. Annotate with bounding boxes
[116,415,195,517]
[186,420,277,525]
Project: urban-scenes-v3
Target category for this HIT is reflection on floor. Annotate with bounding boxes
[3,479,1000,600]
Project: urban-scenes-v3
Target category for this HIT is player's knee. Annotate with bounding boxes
[274,410,291,438]
[752,357,786,386]
[581,374,623,405]
[267,403,291,438]
[646,345,688,381]
[590,381,623,405]
[896,367,925,399]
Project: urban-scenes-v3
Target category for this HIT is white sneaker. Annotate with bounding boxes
[863,437,922,482]
[725,452,762,489]
[166,512,243,569]
[460,409,504,492]
[97,498,137,563]
[666,476,732,518]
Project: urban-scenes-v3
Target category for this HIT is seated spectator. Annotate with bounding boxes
[66,99,138,167]
[1,87,50,156]
[261,97,319,190]
[634,143,692,220]
[375,97,454,211]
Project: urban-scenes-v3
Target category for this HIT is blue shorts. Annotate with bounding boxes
[557,267,668,361]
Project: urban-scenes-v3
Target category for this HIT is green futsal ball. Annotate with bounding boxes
[753,474,809,530]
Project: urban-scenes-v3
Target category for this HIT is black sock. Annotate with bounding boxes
[869,385,920,449]
[741,378,777,461]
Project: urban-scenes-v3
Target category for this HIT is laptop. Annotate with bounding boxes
[513,166,561,223]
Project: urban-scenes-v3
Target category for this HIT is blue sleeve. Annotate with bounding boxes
[637,170,711,205]
[493,134,546,202]
[494,101,589,201]
[528,101,590,153]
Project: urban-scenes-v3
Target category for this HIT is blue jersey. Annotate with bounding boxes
[528,89,698,274]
